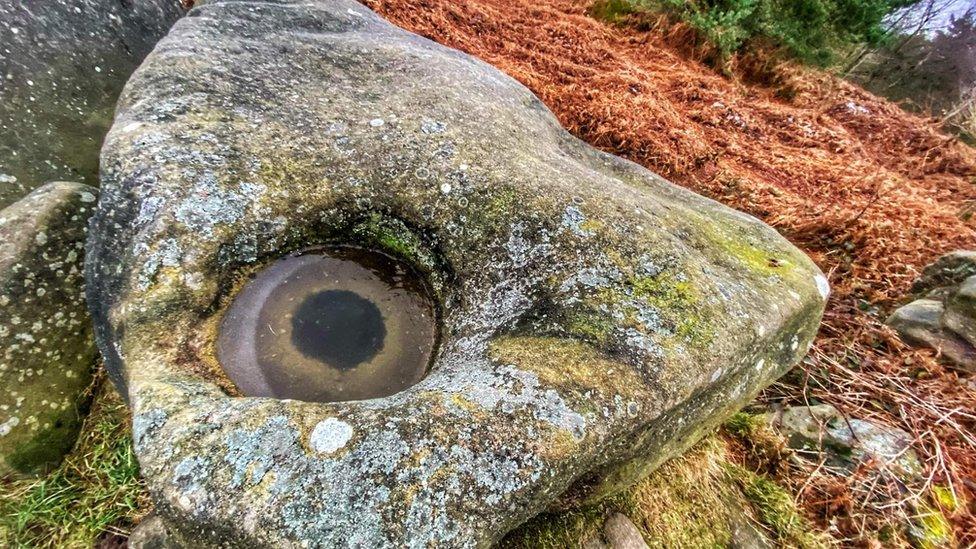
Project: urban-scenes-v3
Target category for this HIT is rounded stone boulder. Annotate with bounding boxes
[0,0,186,208]
[86,0,828,546]
[0,181,98,477]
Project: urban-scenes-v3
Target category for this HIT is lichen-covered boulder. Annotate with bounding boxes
[86,0,828,546]
[0,0,185,208]
[1,182,97,477]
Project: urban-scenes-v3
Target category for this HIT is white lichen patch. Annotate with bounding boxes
[0,416,20,437]
[561,205,593,237]
[310,417,354,455]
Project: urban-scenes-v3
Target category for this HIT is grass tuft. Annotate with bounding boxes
[0,379,148,549]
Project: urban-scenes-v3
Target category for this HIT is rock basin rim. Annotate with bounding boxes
[215,243,442,403]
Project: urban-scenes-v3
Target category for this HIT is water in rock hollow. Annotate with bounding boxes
[217,246,437,402]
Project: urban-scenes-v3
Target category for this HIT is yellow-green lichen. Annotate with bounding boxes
[256,155,320,191]
[909,501,954,549]
[562,309,616,345]
[930,485,959,513]
[696,219,809,288]
[488,336,646,399]
[630,272,710,343]
[352,213,425,265]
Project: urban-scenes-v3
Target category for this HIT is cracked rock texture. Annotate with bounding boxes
[0,182,97,477]
[0,0,185,208]
[86,0,828,546]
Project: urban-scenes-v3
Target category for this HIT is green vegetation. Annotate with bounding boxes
[592,0,918,66]
[910,501,953,549]
[0,383,147,549]
[847,9,976,142]
[725,465,824,546]
[353,212,425,264]
[501,436,826,548]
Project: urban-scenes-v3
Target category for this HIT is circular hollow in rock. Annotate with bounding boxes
[216,246,438,403]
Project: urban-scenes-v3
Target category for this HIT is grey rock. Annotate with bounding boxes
[943,275,976,348]
[910,250,976,298]
[771,405,922,480]
[0,0,186,208]
[886,299,976,371]
[728,507,774,549]
[129,515,177,549]
[0,182,97,477]
[583,513,649,549]
[85,0,827,546]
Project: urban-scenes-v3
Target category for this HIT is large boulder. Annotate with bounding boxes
[86,0,828,546]
[0,0,186,208]
[0,182,97,477]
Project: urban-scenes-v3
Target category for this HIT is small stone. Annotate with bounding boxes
[943,275,976,348]
[128,514,175,549]
[886,299,976,372]
[910,250,976,298]
[770,404,922,480]
[583,513,649,549]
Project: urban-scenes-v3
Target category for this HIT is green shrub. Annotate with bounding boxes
[595,0,918,66]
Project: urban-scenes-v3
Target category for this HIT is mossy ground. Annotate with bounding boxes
[502,433,828,548]
[0,377,148,548]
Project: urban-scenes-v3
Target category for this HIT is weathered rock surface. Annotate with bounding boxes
[886,299,976,369]
[910,250,976,298]
[943,276,976,347]
[0,182,97,477]
[770,405,922,480]
[887,251,976,372]
[0,0,186,208]
[128,515,176,549]
[86,0,827,546]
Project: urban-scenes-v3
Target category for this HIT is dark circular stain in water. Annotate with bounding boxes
[216,246,438,403]
[291,290,386,370]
